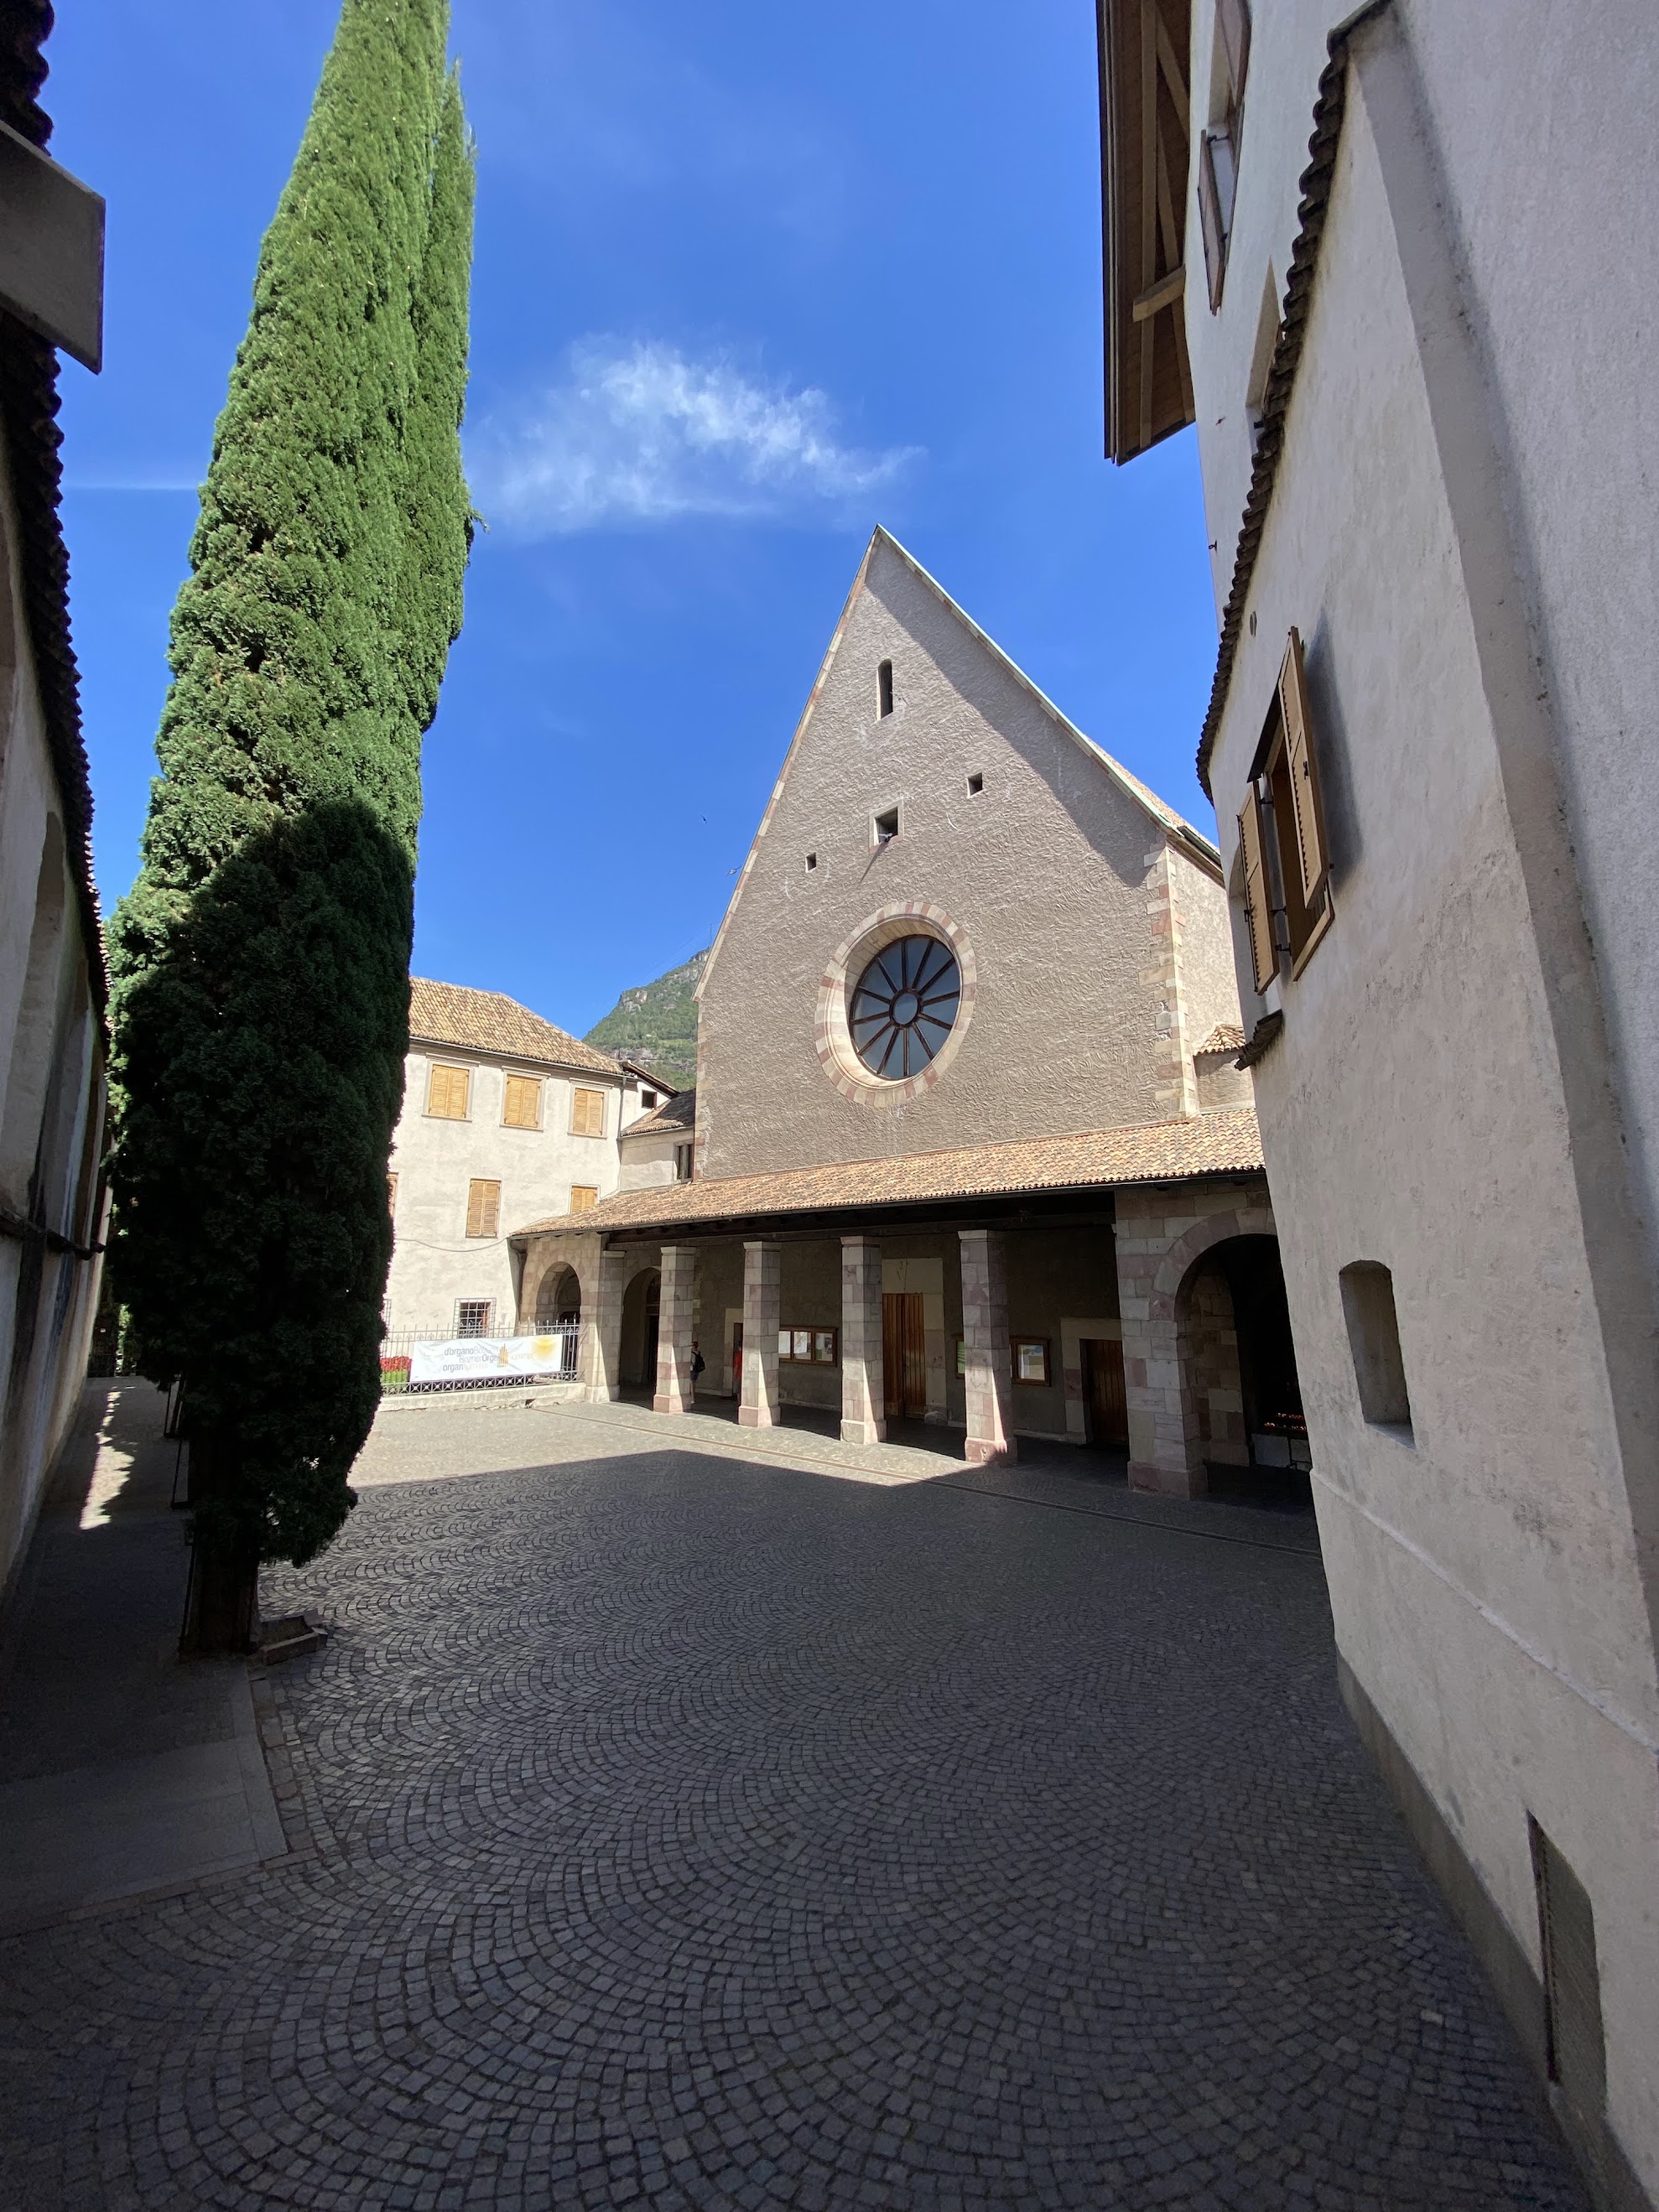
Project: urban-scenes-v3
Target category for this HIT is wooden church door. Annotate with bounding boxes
[882,1293,927,1420]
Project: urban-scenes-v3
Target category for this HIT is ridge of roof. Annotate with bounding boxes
[511,1109,1264,1238]
[869,527,1222,871]
[408,976,621,1077]
[697,527,1221,1006]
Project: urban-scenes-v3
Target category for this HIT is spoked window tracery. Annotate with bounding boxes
[848,936,960,1080]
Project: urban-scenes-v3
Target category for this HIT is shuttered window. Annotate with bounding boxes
[502,1073,541,1129]
[1238,786,1277,994]
[569,1185,598,1212]
[1278,628,1330,905]
[426,1062,471,1119]
[1217,0,1251,101]
[465,1179,501,1238]
[571,1087,606,1138]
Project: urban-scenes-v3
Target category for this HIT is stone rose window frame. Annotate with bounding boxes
[814,901,978,1108]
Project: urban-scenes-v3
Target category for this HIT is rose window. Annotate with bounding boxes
[848,936,961,1079]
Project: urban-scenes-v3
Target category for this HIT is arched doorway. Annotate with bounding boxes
[620,1268,660,1390]
[1177,1234,1307,1492]
[535,1265,581,1327]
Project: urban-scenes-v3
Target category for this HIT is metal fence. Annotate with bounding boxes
[379,1322,581,1395]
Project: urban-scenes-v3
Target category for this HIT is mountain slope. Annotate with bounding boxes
[585,949,707,1086]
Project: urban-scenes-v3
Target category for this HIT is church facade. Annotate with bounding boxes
[512,532,1293,1489]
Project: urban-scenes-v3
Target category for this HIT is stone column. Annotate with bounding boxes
[653,1244,697,1415]
[585,1244,629,1404]
[840,1235,885,1445]
[959,1228,1017,1466]
[739,1240,782,1428]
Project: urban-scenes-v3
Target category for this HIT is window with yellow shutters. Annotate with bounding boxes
[465,1179,501,1238]
[502,1073,541,1129]
[569,1185,598,1212]
[570,1087,606,1138]
[426,1062,471,1119]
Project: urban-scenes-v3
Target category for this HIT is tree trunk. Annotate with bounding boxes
[178,1435,260,1654]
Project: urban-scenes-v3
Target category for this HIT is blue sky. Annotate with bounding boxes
[47,0,1218,1040]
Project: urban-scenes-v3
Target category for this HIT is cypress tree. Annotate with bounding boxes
[107,0,474,1649]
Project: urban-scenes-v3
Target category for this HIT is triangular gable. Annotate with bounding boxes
[697,526,1220,1004]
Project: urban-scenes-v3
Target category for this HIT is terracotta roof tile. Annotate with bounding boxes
[1197,1024,1246,1055]
[513,1109,1264,1237]
[621,1088,696,1140]
[410,978,621,1077]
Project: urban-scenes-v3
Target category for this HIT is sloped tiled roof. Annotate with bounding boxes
[1197,1024,1246,1055]
[1,14,106,1010]
[513,1109,1263,1238]
[409,978,621,1077]
[621,1088,696,1140]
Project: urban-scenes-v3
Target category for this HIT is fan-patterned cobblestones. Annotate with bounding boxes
[0,1427,1587,2209]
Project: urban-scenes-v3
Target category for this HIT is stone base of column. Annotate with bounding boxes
[965,1435,1017,1467]
[586,1384,618,1405]
[840,1415,886,1446]
[1128,1458,1205,1498]
[737,1405,776,1429]
[651,1390,682,1415]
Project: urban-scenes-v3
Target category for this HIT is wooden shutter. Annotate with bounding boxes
[1198,132,1227,311]
[572,1087,604,1137]
[1238,786,1277,994]
[465,1178,501,1238]
[1217,0,1251,105]
[569,1185,598,1212]
[502,1073,539,1129]
[427,1062,470,1119]
[1279,628,1330,905]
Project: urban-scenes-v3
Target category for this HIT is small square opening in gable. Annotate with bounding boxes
[966,772,985,797]
[872,806,899,847]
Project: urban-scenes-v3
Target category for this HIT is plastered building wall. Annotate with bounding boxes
[0,448,106,1597]
[386,1051,627,1334]
[695,537,1242,1181]
[1186,3,1659,2192]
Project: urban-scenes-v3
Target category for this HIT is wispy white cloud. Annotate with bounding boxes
[468,340,920,537]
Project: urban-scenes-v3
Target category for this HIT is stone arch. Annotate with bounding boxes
[1122,1197,1290,1498]
[1151,1203,1277,1316]
[534,1264,581,1327]
[621,1265,662,1390]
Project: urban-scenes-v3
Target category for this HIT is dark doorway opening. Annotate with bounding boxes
[621,1269,661,1390]
[1181,1234,1308,1503]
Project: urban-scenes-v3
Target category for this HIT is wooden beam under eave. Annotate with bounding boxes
[1133,264,1185,321]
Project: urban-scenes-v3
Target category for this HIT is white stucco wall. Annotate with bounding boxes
[0,445,107,1593]
[618,1130,682,1192]
[1183,3,1659,2189]
[695,537,1233,1180]
[385,1050,626,1335]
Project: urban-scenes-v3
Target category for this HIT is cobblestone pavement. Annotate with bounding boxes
[0,1405,1587,2210]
